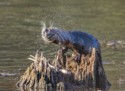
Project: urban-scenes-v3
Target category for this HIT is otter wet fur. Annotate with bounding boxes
[41,22,101,64]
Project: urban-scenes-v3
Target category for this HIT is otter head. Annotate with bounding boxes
[41,22,58,43]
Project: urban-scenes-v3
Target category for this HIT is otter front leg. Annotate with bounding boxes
[59,43,68,55]
[61,47,68,54]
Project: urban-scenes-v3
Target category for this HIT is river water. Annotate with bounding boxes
[0,0,125,91]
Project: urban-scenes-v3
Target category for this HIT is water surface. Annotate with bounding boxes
[0,0,125,91]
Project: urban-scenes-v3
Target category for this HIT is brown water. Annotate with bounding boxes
[0,0,125,91]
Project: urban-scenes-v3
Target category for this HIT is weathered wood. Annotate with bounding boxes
[16,48,111,90]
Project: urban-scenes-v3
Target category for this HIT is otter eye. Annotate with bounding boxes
[45,29,49,32]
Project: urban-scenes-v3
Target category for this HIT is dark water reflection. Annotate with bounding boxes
[0,0,125,91]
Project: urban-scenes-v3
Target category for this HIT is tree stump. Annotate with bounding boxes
[16,48,111,91]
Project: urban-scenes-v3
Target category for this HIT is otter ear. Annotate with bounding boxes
[45,29,49,32]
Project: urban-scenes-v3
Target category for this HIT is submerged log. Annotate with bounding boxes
[16,48,111,91]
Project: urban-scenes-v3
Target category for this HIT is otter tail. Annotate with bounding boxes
[95,50,111,89]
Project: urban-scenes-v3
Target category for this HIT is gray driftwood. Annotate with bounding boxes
[16,48,111,91]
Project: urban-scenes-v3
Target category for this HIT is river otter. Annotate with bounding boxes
[41,22,101,64]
